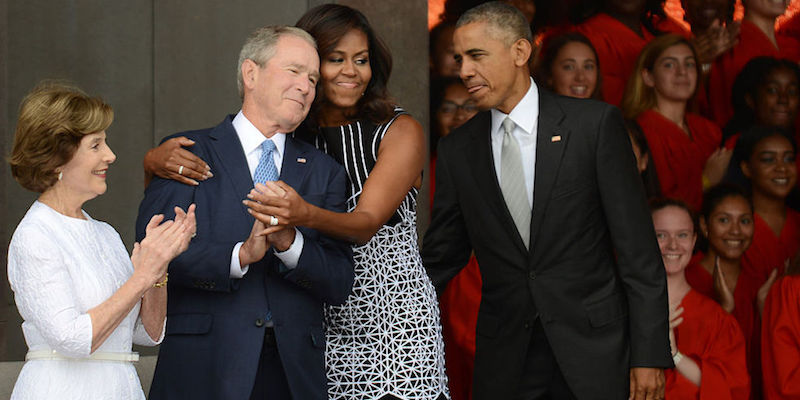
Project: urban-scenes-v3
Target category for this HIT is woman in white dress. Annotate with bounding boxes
[6,83,195,399]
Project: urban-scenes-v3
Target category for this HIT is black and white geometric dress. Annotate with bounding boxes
[300,109,449,400]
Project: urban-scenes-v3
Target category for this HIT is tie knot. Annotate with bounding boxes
[261,139,276,153]
[502,117,515,135]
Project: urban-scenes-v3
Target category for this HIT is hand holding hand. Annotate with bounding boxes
[143,136,212,186]
[239,219,271,266]
[713,256,735,313]
[629,367,665,400]
[243,181,312,230]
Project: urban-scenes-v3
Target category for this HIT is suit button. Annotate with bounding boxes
[255,318,264,327]
[524,320,532,330]
[528,271,536,280]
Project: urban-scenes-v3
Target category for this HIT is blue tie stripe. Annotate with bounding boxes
[253,139,279,184]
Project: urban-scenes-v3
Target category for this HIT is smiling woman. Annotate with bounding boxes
[6,82,195,399]
[623,34,729,211]
[651,196,750,400]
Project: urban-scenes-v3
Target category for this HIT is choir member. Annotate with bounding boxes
[761,261,800,399]
[737,126,799,285]
[651,197,750,399]
[574,0,688,106]
[622,34,730,210]
[708,0,800,127]
[534,32,602,99]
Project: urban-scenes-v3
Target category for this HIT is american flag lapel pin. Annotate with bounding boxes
[551,135,561,142]
[297,157,307,164]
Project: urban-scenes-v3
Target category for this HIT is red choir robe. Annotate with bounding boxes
[708,20,800,127]
[636,110,721,210]
[743,209,800,284]
[576,13,688,106]
[686,255,764,399]
[438,258,481,400]
[761,275,800,399]
[666,289,750,399]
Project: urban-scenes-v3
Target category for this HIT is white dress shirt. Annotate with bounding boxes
[229,111,304,278]
[490,78,538,208]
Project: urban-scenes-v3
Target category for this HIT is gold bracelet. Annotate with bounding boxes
[153,274,168,288]
[702,174,712,190]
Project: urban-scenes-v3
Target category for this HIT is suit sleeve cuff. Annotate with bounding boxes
[230,242,249,278]
[274,229,303,269]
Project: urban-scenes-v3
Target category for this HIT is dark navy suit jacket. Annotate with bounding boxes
[136,115,354,400]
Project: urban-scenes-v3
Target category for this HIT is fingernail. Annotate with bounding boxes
[247,193,253,199]
[205,165,211,171]
[206,172,214,178]
[190,180,199,186]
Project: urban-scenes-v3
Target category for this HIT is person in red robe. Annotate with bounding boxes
[651,197,750,399]
[708,0,800,127]
[574,0,689,106]
[737,126,799,282]
[761,272,800,399]
[721,57,800,151]
[622,34,731,210]
[686,183,783,399]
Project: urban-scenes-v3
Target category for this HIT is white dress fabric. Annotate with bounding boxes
[307,109,449,400]
[7,201,161,400]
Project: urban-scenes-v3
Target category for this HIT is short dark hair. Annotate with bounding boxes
[9,82,113,193]
[296,4,395,124]
[733,124,797,168]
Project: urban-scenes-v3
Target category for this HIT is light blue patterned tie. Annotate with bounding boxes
[253,139,278,184]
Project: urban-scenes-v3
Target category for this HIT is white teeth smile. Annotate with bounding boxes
[664,254,681,260]
[571,86,587,94]
[724,240,742,246]
[337,82,358,89]
[773,178,788,185]
[92,170,107,176]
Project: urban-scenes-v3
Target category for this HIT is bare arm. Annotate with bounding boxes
[90,205,194,351]
[245,115,426,245]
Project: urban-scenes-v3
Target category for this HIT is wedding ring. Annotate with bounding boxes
[191,232,197,238]
[269,216,279,226]
[178,165,184,175]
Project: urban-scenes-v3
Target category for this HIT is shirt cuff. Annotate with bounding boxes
[230,242,249,278]
[274,228,303,269]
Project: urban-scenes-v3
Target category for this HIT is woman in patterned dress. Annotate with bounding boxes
[142,5,448,400]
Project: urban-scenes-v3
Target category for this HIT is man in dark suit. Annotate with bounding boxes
[136,26,354,400]
[422,3,672,400]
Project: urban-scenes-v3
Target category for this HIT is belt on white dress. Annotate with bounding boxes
[25,349,139,362]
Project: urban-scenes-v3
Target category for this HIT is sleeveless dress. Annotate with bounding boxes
[301,109,449,400]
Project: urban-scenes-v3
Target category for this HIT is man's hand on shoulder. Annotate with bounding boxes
[629,367,665,400]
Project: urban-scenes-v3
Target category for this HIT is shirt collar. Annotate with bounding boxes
[232,110,286,157]
[490,77,538,135]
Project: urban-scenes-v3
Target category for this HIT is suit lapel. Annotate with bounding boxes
[466,111,529,254]
[280,135,310,193]
[530,90,568,251]
[208,117,255,217]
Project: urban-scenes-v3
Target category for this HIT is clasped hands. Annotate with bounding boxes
[239,181,309,265]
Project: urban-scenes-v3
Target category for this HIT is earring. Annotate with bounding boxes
[58,171,63,181]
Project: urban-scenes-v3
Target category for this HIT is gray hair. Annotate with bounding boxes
[237,25,317,100]
[457,2,532,46]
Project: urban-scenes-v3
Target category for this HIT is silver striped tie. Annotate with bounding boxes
[500,117,531,249]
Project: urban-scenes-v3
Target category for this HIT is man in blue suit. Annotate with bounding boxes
[136,25,354,400]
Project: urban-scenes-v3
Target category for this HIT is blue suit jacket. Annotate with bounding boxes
[136,115,354,400]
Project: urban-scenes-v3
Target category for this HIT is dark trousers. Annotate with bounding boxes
[516,319,577,400]
[249,327,292,400]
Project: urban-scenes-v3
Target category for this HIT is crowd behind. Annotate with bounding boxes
[6,0,800,399]
[431,0,800,399]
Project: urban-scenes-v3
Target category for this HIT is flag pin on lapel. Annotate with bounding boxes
[551,135,561,142]
[297,157,307,164]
